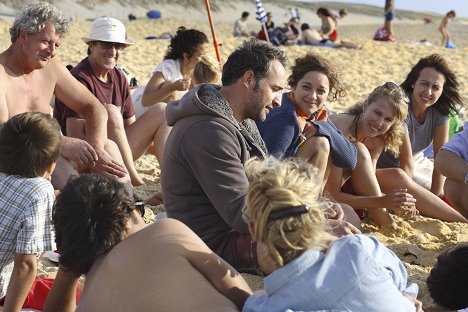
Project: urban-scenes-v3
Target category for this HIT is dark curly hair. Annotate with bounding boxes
[316,7,333,18]
[53,174,137,276]
[401,54,464,116]
[288,52,346,102]
[164,26,208,60]
[427,245,468,310]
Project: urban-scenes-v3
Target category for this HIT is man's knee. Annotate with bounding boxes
[51,155,78,189]
[105,104,124,129]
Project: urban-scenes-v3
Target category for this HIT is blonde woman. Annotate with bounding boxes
[242,157,422,312]
[328,83,467,223]
[193,55,221,85]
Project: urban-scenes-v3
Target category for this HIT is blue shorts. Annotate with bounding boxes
[385,11,395,21]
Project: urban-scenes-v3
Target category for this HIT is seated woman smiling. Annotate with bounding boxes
[327,82,467,224]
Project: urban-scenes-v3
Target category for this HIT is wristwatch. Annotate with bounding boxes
[464,172,468,184]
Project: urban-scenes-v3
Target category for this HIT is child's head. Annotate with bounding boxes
[243,157,335,271]
[339,9,348,18]
[446,10,456,18]
[427,245,468,310]
[193,55,220,85]
[53,174,141,276]
[0,112,61,177]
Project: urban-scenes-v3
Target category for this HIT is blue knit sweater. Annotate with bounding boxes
[257,93,357,170]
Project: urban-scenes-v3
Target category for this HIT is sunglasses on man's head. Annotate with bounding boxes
[134,200,145,217]
[384,81,410,103]
[99,41,126,51]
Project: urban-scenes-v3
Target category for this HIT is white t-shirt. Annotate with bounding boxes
[132,59,186,118]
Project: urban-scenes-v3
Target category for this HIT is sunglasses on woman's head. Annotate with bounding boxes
[384,81,410,103]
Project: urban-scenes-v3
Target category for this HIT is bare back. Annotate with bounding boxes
[76,219,250,311]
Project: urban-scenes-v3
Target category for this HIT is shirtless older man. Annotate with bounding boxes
[0,2,128,188]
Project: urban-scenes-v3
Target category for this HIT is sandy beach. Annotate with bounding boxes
[1,1,467,310]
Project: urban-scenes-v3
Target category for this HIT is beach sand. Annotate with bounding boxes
[1,2,467,310]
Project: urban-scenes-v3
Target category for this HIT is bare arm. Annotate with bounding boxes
[142,71,190,106]
[3,254,37,312]
[43,266,79,312]
[435,150,468,183]
[53,60,126,177]
[172,220,252,309]
[431,123,449,195]
[398,134,414,177]
[52,59,107,150]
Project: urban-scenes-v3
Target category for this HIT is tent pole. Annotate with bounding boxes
[204,0,221,64]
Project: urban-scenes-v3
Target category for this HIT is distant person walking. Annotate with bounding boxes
[439,10,456,48]
[384,0,395,41]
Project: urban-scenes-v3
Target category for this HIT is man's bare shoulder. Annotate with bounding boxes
[143,218,201,243]
[0,52,9,79]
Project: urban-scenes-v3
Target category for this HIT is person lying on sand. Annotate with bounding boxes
[44,174,252,312]
[241,157,423,312]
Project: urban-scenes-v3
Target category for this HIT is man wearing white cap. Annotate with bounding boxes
[0,1,129,189]
[54,17,171,187]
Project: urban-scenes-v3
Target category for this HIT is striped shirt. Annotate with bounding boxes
[0,173,56,297]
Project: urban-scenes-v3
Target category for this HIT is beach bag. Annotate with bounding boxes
[146,10,161,19]
[373,26,388,41]
[445,41,456,49]
[271,27,288,46]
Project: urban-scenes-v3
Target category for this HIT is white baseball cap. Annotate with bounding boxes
[82,17,134,46]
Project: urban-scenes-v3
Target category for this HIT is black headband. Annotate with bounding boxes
[268,205,310,220]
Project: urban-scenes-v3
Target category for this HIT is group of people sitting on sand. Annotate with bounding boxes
[0,1,467,311]
[235,7,358,49]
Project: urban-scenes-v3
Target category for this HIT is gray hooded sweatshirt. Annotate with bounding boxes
[161,84,267,242]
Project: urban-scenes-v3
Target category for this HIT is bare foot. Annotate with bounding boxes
[146,190,163,206]
[130,172,145,187]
